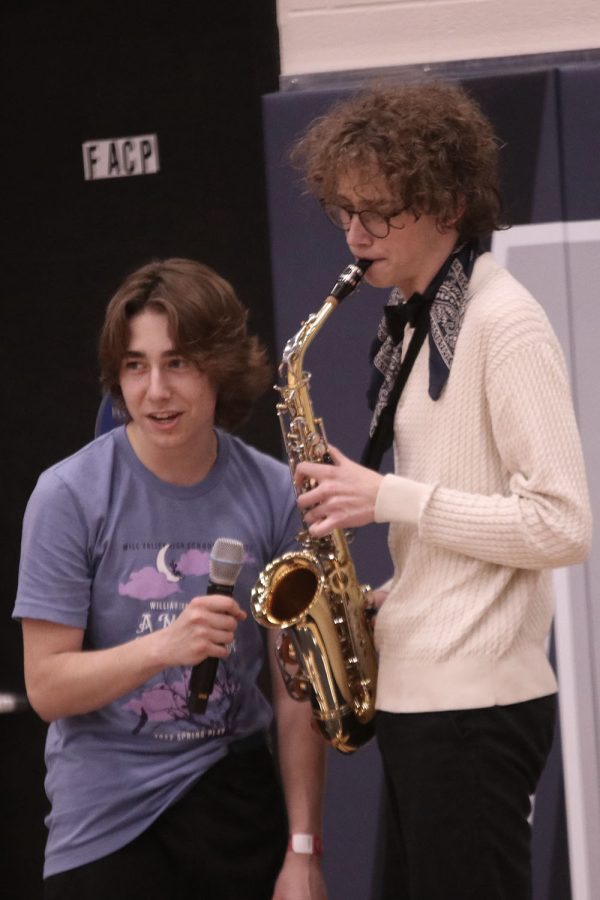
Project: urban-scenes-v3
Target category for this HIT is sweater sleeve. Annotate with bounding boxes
[416,340,591,569]
[375,474,435,525]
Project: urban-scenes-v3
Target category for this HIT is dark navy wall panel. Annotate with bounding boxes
[263,68,571,900]
[557,63,600,222]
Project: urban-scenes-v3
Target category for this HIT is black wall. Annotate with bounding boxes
[2,4,280,896]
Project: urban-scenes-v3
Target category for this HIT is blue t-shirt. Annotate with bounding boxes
[14,427,298,877]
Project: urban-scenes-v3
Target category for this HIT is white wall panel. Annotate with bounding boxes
[277,0,600,76]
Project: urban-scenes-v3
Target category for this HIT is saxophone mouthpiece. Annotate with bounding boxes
[329,259,373,302]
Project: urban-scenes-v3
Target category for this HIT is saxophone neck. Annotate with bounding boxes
[280,297,338,379]
[279,258,372,379]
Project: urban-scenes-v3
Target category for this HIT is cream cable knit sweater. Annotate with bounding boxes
[373,253,592,713]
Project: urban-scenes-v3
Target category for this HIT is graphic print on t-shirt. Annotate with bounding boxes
[117,541,246,739]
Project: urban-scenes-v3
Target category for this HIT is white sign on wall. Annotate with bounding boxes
[82,134,160,181]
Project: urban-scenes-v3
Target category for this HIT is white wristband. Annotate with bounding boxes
[288,833,323,856]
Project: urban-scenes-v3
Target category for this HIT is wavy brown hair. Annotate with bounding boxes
[99,258,271,431]
[290,80,505,241]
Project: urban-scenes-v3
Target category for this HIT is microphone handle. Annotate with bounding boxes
[188,581,234,715]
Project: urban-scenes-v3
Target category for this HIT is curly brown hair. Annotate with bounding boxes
[99,258,272,431]
[290,80,504,241]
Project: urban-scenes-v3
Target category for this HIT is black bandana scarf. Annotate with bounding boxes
[362,241,481,470]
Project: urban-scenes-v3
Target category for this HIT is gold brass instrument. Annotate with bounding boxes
[251,260,377,753]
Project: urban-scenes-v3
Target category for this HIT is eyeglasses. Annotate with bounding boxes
[322,202,410,239]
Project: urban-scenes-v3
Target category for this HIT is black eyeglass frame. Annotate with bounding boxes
[321,202,417,238]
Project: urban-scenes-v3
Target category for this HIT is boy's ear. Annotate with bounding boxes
[437,200,466,234]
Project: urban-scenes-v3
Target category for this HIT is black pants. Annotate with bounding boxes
[44,739,288,900]
[376,695,557,900]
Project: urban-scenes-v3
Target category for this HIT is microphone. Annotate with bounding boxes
[188,537,245,714]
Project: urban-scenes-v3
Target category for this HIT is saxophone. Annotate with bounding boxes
[251,259,377,754]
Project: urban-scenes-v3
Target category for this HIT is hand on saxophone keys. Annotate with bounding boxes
[294,444,384,538]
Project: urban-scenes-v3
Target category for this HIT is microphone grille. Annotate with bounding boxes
[209,538,245,585]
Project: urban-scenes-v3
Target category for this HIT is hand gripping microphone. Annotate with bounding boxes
[188,538,245,714]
